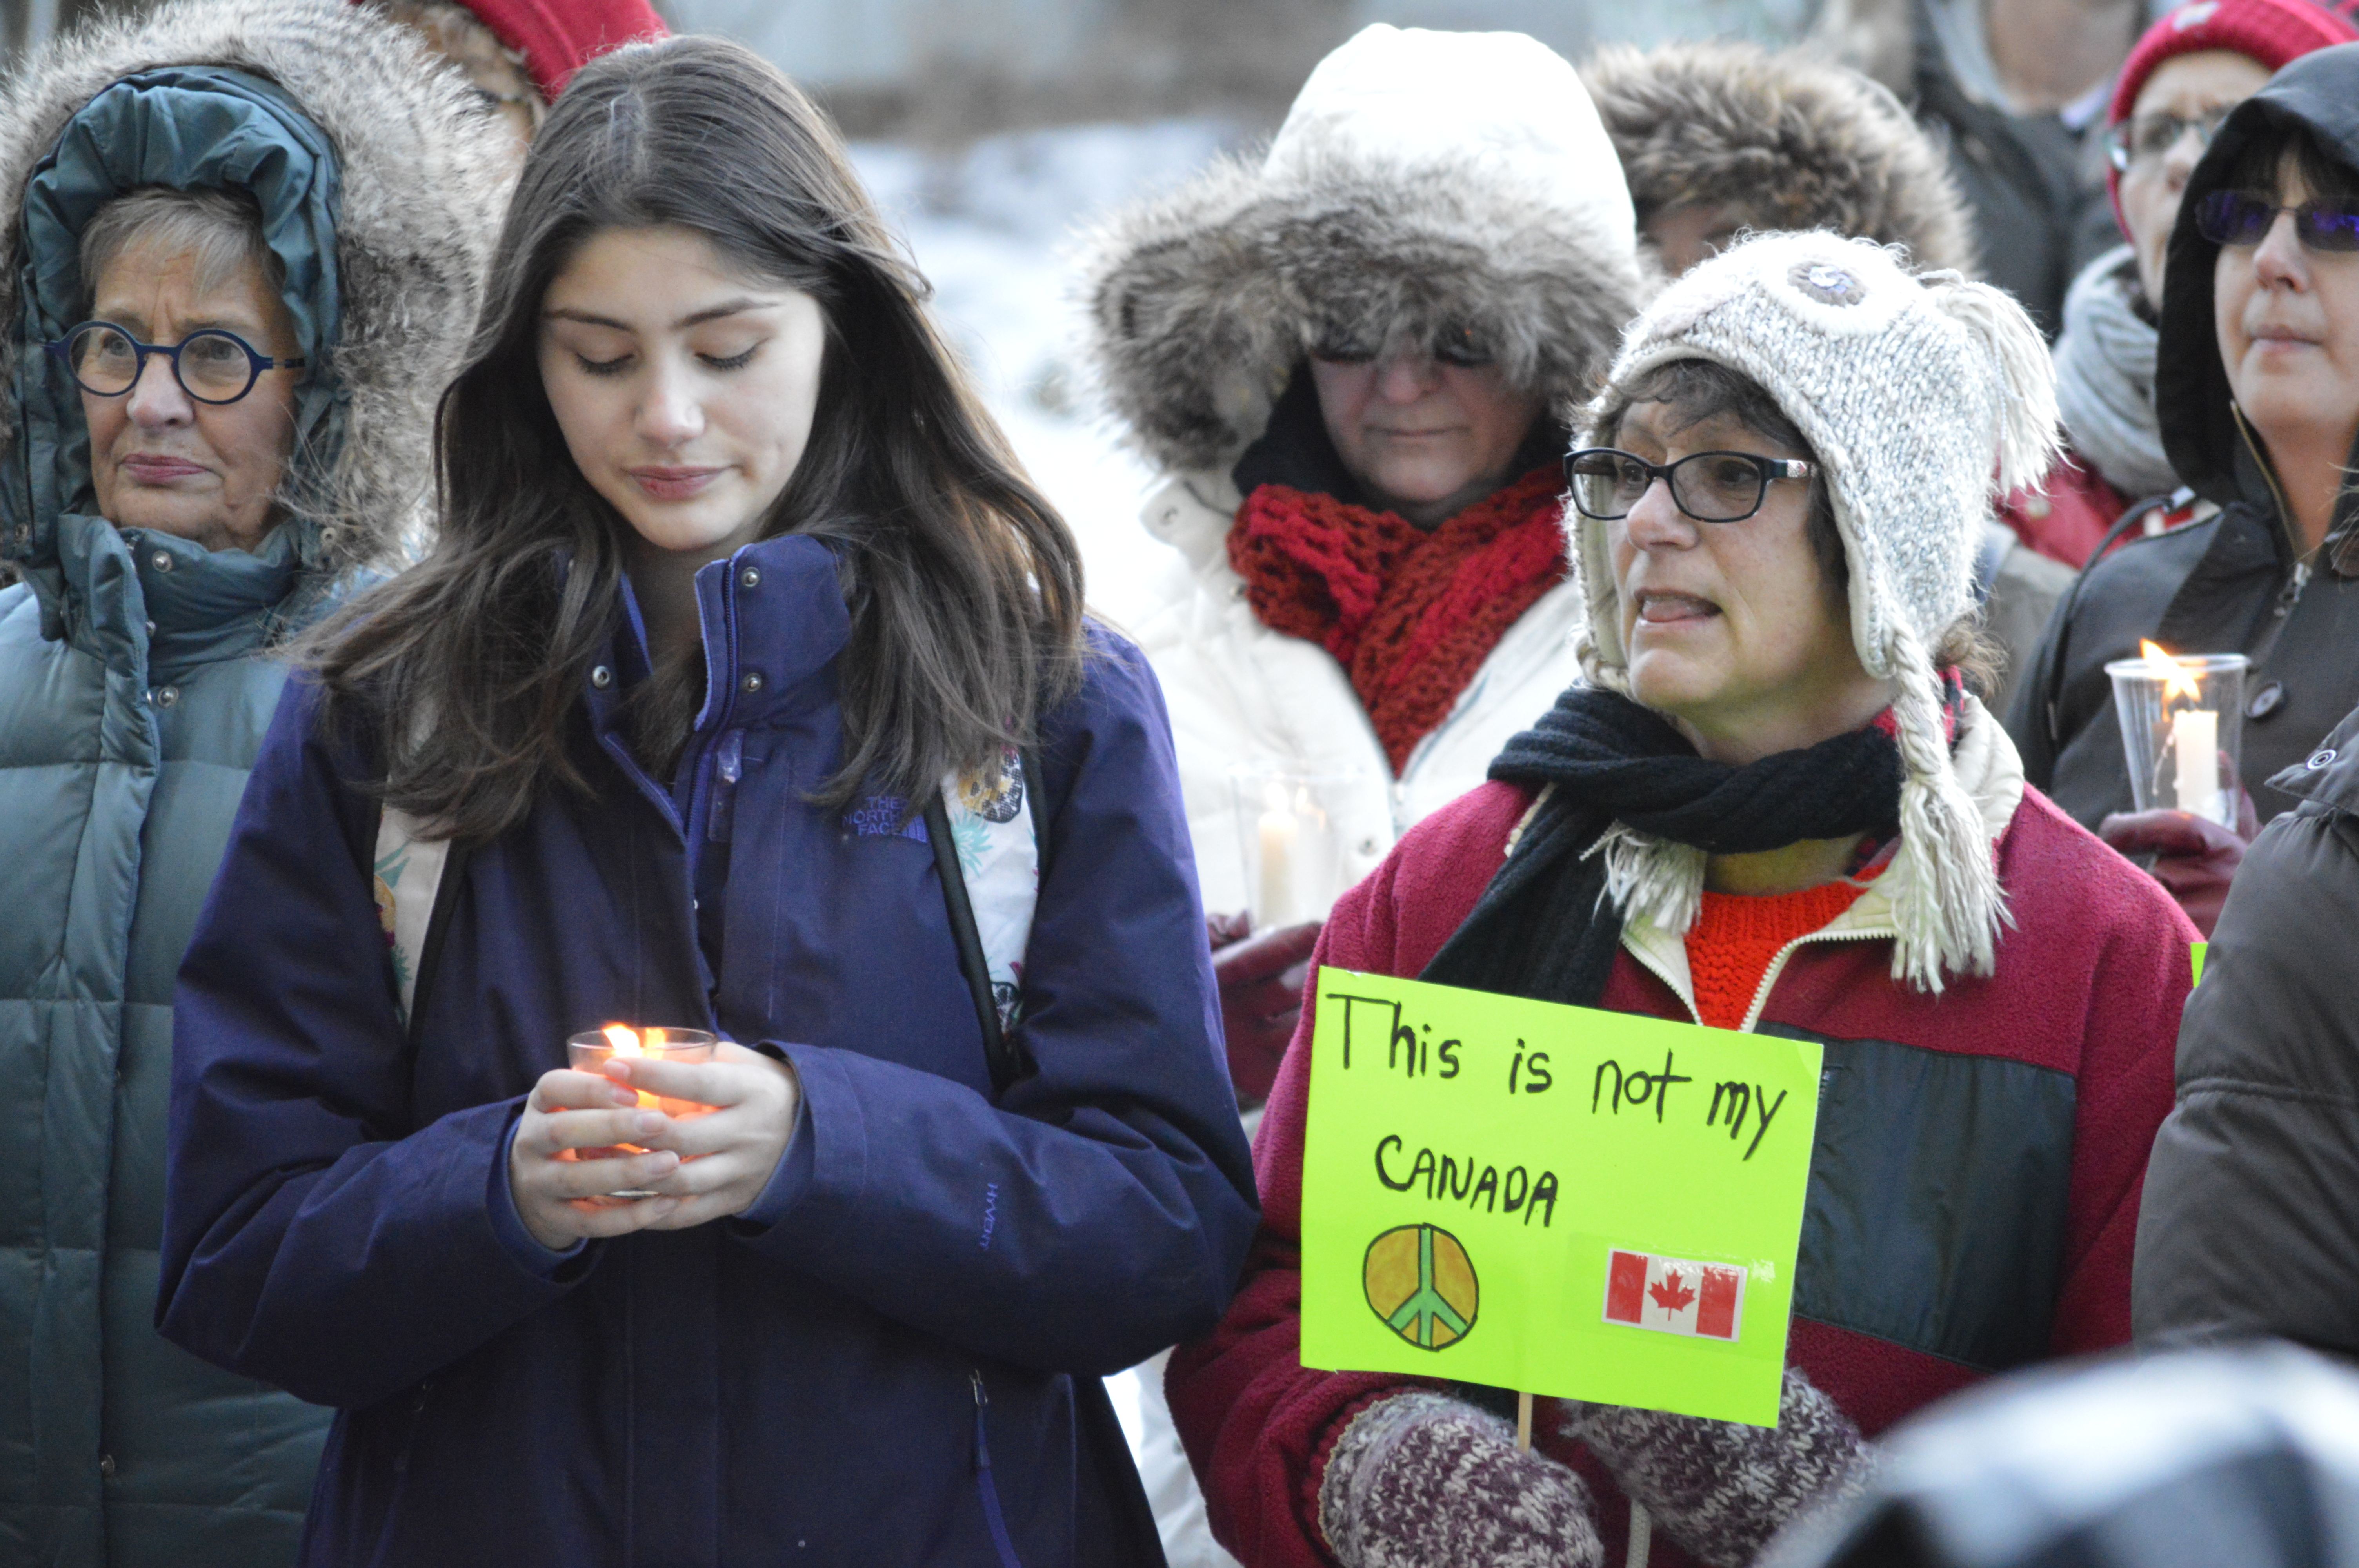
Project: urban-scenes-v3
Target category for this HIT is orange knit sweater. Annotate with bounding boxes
[1686,879,1868,1031]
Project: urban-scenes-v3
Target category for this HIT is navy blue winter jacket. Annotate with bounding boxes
[156,533,1259,1566]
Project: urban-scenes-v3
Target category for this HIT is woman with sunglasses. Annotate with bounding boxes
[2132,40,2359,1369]
[1166,232,2193,1568]
[2011,40,2359,936]
[1999,0,2355,572]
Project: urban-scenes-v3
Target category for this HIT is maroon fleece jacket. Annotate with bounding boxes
[1167,780,2193,1568]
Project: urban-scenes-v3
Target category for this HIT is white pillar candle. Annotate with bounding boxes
[1258,807,1298,926]
[2172,706,2219,818]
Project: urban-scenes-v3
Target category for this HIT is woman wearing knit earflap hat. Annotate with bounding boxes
[1580,37,2073,722]
[1165,233,2194,1568]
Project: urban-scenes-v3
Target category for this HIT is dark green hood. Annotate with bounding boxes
[0,0,513,652]
[4,65,343,646]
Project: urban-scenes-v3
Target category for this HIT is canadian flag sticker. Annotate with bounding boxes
[1602,1249,1746,1341]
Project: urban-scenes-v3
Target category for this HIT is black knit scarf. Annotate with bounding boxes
[1419,684,1912,1007]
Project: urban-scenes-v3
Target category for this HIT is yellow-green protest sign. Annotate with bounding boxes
[1299,968,1823,1428]
[2191,942,2206,985]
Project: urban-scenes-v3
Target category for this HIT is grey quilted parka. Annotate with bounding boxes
[0,2,507,1561]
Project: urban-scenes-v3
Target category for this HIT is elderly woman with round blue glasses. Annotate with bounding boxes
[41,188,313,554]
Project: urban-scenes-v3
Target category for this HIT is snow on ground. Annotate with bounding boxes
[849,118,1246,632]
[848,119,1252,1455]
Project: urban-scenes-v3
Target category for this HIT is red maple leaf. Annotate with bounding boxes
[1649,1271,1696,1314]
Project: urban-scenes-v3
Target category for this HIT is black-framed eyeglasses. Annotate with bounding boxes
[43,320,305,405]
[2104,106,2234,173]
[1564,447,1816,524]
[2194,190,2359,252]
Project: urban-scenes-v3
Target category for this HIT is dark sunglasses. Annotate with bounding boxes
[2194,190,2359,252]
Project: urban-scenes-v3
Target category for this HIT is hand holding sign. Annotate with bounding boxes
[1299,969,1822,1428]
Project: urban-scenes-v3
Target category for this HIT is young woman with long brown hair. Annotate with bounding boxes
[156,36,1256,1565]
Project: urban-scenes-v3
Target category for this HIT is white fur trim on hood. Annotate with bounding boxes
[1077,24,1647,475]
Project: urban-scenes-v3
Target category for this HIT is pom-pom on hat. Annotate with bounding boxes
[1574,232,2061,991]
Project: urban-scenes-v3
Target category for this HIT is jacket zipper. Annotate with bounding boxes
[969,1370,1024,1568]
[1737,925,1894,1034]
[2236,401,2330,577]
[1619,921,1895,1034]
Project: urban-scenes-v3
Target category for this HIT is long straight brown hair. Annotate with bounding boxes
[308,36,1085,841]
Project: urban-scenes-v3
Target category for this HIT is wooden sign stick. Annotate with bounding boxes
[1515,1390,1533,1450]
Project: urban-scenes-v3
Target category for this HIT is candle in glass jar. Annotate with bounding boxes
[602,1023,659,1109]
[2172,706,2218,817]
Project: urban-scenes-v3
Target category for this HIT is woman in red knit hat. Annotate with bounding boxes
[362,0,666,157]
[2001,0,2358,569]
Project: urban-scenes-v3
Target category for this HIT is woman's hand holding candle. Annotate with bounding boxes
[603,1041,802,1229]
[509,1069,685,1250]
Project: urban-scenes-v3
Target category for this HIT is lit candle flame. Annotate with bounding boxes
[602,1023,643,1058]
[2138,639,2204,702]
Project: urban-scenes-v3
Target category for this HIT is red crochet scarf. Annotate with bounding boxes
[1227,466,1568,775]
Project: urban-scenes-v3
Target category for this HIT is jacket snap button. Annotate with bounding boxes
[741,671,764,694]
[1358,837,1379,856]
[2248,680,2286,720]
[153,686,179,709]
[98,1454,114,1478]
[150,550,173,572]
[590,665,613,690]
[2311,748,2338,770]
[739,566,761,588]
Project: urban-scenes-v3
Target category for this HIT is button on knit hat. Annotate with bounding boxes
[1575,232,2061,989]
[2104,0,2359,237]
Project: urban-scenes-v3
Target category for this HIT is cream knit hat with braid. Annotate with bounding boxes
[1573,231,2061,991]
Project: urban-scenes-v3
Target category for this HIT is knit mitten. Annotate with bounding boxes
[1561,1366,1874,1568]
[1319,1390,1605,1568]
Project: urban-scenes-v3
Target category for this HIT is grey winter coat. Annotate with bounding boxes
[2133,701,2359,1352]
[0,2,507,1562]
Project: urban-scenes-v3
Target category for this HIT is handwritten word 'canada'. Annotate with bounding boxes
[1374,1135,1558,1227]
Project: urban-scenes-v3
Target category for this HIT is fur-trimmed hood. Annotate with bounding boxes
[1583,39,1977,277]
[0,0,510,612]
[1078,24,1647,477]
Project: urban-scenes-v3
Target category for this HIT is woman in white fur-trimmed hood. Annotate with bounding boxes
[1079,22,1645,1103]
[1077,25,1645,1563]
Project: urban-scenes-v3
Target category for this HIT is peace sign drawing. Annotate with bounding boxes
[1363,1223,1479,1350]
